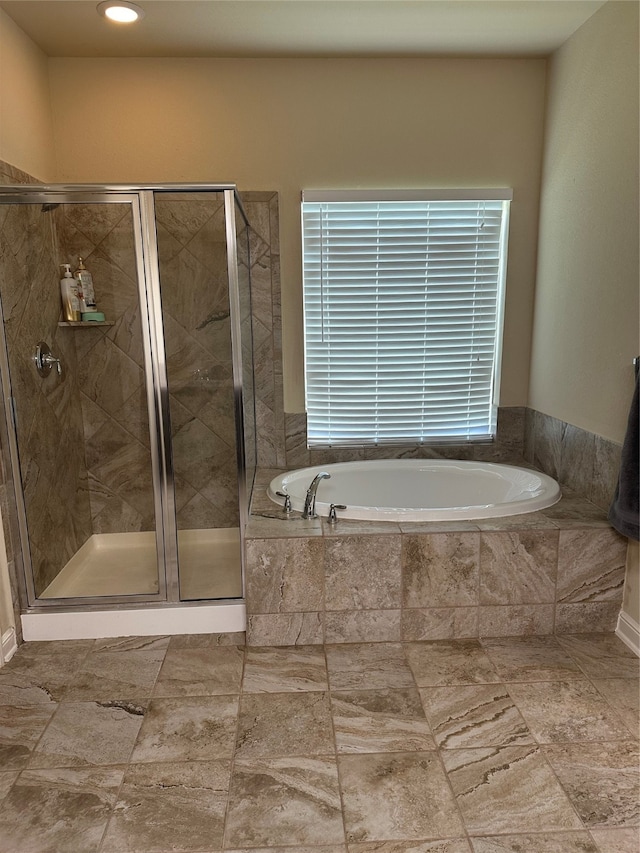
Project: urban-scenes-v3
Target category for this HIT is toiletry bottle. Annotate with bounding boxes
[74,257,96,311]
[60,264,81,322]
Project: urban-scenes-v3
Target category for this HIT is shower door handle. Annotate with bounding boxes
[33,342,62,378]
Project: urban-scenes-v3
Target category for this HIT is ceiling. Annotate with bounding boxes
[0,0,607,59]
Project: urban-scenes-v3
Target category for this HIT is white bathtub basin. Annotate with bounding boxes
[268,459,561,522]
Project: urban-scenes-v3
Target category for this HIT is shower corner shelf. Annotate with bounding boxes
[58,320,115,327]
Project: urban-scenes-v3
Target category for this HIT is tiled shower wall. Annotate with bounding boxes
[239,192,285,469]
[156,193,240,530]
[0,160,32,638]
[60,202,157,533]
[0,174,91,598]
[60,196,247,533]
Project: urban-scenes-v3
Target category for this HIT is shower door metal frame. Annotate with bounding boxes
[223,189,250,541]
[0,183,252,611]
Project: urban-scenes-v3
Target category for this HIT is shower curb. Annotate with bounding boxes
[21,602,245,641]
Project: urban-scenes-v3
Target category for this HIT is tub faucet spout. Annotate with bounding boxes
[302,472,331,519]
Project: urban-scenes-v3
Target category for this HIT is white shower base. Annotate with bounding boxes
[40,528,243,600]
[23,528,245,641]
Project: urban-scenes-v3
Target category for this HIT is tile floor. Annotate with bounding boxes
[0,632,637,853]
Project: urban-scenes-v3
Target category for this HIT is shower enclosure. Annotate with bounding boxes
[0,185,255,631]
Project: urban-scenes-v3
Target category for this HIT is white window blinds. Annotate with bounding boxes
[302,191,511,447]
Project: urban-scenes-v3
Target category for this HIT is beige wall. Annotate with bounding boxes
[0,8,55,181]
[530,0,639,444]
[47,57,547,411]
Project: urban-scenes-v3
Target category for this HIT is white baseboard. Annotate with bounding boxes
[616,611,640,657]
[21,602,246,642]
[1,627,17,664]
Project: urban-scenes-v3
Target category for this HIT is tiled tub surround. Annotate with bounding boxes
[0,632,636,852]
[284,406,623,514]
[524,407,623,513]
[284,406,529,469]
[246,469,628,645]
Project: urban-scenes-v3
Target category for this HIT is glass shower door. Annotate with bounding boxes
[0,194,164,603]
[154,190,243,600]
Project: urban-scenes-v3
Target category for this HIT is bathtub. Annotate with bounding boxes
[268,459,561,522]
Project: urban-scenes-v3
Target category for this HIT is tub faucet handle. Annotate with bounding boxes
[275,490,292,514]
[327,503,347,524]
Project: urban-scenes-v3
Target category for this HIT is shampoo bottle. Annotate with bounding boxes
[60,264,81,322]
[74,257,97,311]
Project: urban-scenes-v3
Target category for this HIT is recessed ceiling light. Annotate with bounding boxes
[97,1,145,23]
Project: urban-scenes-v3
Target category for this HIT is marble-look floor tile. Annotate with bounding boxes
[93,635,170,652]
[13,639,95,661]
[349,842,472,853]
[152,645,243,696]
[470,833,598,852]
[28,701,144,768]
[0,766,123,853]
[230,848,346,853]
[589,827,640,852]
[101,760,231,853]
[339,751,464,842]
[224,756,344,847]
[130,696,238,763]
[0,701,57,769]
[0,655,79,703]
[65,649,165,701]
[236,691,334,758]
[326,643,415,690]
[419,684,534,749]
[507,680,632,743]
[481,636,585,682]
[556,633,639,679]
[0,772,18,813]
[543,742,640,828]
[331,687,435,753]
[242,645,328,692]
[405,640,500,686]
[591,678,640,738]
[442,745,583,834]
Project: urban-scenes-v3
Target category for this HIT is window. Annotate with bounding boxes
[301,189,512,447]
